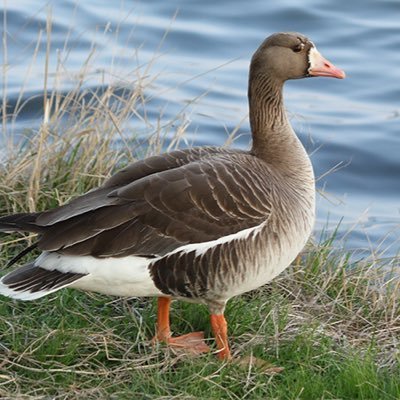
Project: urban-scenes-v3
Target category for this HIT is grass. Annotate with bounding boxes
[0,245,399,399]
[1,9,400,400]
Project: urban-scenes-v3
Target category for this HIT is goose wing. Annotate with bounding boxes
[7,149,273,258]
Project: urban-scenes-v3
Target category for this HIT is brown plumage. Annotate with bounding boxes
[0,32,345,359]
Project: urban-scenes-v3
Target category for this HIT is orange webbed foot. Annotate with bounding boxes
[152,331,210,355]
[166,331,210,354]
[153,297,210,356]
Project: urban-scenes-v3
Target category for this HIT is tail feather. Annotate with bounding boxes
[0,212,43,233]
[0,262,85,301]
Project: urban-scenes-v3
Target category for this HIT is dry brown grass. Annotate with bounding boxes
[0,8,195,218]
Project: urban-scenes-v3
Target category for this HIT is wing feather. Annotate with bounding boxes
[1,148,273,258]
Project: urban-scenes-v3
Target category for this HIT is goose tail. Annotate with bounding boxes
[0,212,43,234]
[0,262,85,301]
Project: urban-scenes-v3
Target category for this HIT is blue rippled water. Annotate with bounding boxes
[1,0,399,259]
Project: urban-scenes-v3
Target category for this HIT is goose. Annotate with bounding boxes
[0,32,345,360]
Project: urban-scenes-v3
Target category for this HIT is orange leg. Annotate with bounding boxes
[153,297,210,354]
[210,314,231,360]
[155,297,172,341]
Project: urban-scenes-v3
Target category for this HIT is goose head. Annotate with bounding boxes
[250,32,345,82]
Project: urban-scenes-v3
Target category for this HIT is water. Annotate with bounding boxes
[1,0,400,259]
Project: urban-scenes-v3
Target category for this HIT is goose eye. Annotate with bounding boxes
[293,43,304,53]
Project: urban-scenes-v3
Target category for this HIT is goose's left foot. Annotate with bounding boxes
[153,297,210,355]
[165,331,210,354]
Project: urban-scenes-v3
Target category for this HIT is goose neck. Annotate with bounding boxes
[248,74,312,178]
